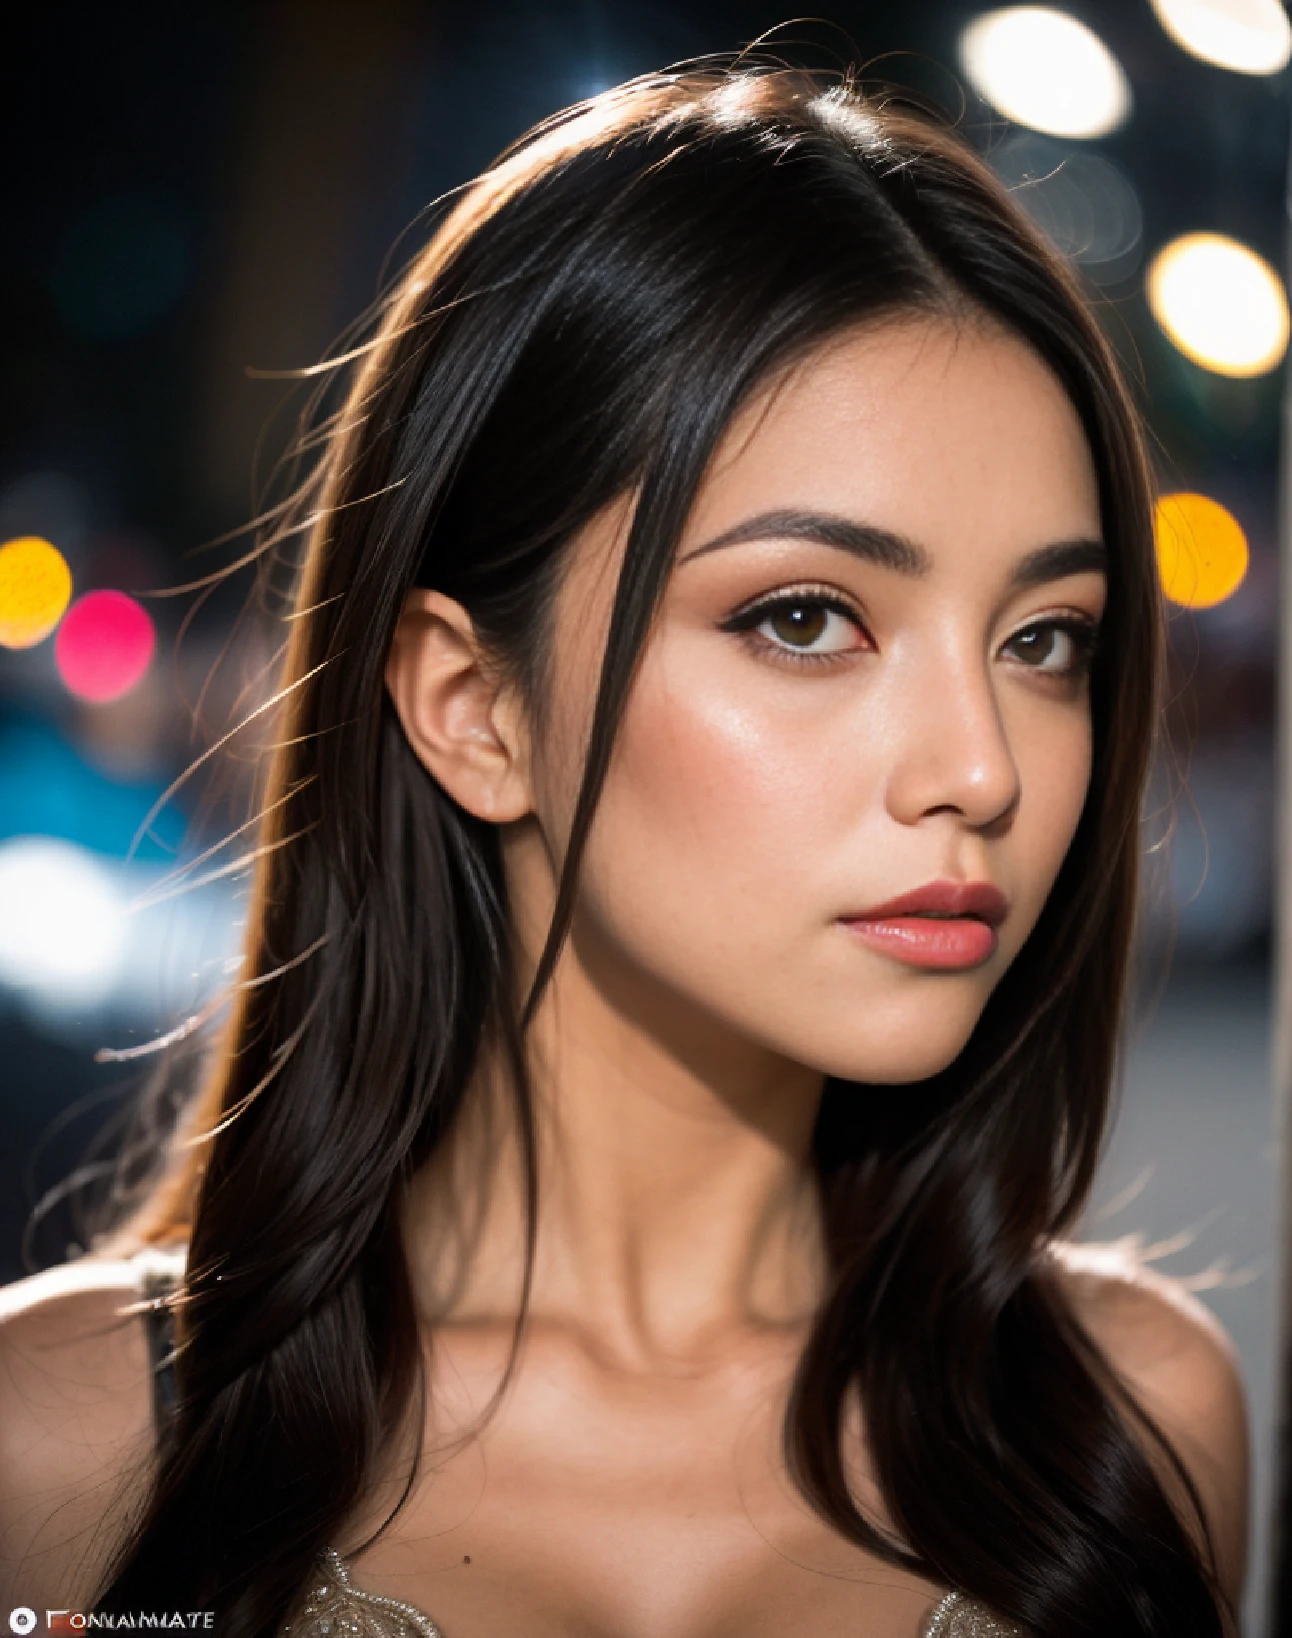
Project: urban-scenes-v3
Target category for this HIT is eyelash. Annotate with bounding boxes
[720,586,1102,678]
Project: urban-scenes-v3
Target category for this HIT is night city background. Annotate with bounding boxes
[2,2,1288,1628]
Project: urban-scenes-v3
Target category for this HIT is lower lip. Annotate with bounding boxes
[841,916,998,969]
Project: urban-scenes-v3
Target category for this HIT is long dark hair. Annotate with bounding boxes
[94,62,1229,1637]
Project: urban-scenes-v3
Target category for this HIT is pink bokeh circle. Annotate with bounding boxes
[55,589,155,703]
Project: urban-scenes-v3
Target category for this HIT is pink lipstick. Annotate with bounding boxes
[840,880,1007,971]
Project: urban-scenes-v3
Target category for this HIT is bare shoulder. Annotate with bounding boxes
[1048,1238,1249,1602]
[0,1253,175,1607]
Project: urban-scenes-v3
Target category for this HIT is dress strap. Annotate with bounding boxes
[133,1250,184,1444]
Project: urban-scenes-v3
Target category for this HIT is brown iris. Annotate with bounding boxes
[769,603,828,647]
[1009,626,1058,665]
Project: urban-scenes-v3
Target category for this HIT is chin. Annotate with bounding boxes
[802,991,987,1086]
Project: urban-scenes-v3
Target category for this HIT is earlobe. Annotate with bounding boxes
[384,588,533,823]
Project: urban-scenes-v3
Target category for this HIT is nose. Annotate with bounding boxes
[882,647,1021,833]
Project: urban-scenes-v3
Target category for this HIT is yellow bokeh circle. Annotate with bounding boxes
[0,536,73,648]
[1154,493,1248,609]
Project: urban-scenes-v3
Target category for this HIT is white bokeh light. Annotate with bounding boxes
[1148,231,1290,377]
[1149,0,1291,75]
[959,7,1132,139]
[0,837,128,1009]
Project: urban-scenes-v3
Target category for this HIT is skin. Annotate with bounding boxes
[0,317,1248,1634]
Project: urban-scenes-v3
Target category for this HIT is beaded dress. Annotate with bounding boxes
[136,1257,1021,1638]
[274,1550,1020,1638]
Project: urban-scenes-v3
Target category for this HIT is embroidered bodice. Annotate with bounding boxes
[279,1551,444,1638]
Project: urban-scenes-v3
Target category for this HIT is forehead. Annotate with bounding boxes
[686,317,1102,559]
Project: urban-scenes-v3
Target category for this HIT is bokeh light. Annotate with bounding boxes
[1149,0,1291,75]
[959,7,1132,139]
[1155,492,1249,608]
[0,536,73,649]
[0,837,127,1008]
[989,134,1143,283]
[55,589,156,702]
[1148,232,1289,377]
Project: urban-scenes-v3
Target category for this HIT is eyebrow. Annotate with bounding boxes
[678,508,1108,589]
[1007,537,1108,588]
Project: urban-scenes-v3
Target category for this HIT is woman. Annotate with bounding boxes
[0,61,1248,1638]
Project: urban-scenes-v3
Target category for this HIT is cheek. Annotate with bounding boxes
[587,694,771,922]
[585,652,872,914]
[565,645,943,1088]
[568,650,860,1017]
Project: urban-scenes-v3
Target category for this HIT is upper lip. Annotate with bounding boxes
[843,880,1009,928]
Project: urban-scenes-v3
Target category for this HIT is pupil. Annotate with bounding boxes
[773,605,825,646]
[1020,628,1055,663]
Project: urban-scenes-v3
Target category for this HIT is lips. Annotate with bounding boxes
[847,880,1008,927]
[839,880,1008,971]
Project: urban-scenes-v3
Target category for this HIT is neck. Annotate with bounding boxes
[400,909,828,1367]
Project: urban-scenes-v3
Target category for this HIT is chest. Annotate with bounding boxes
[331,1332,947,1638]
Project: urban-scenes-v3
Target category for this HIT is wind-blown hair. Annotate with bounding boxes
[94,63,1229,1637]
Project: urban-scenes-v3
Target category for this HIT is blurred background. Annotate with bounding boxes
[1,0,1287,1629]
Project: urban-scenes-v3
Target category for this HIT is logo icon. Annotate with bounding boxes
[8,1611,36,1636]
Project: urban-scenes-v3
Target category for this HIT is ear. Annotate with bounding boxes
[384,588,533,823]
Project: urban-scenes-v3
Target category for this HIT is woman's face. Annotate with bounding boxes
[526,317,1106,1085]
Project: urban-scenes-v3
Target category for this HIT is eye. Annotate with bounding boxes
[722,588,869,664]
[760,601,859,652]
[1001,617,1099,677]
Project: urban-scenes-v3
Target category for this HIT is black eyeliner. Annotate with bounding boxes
[718,584,863,633]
